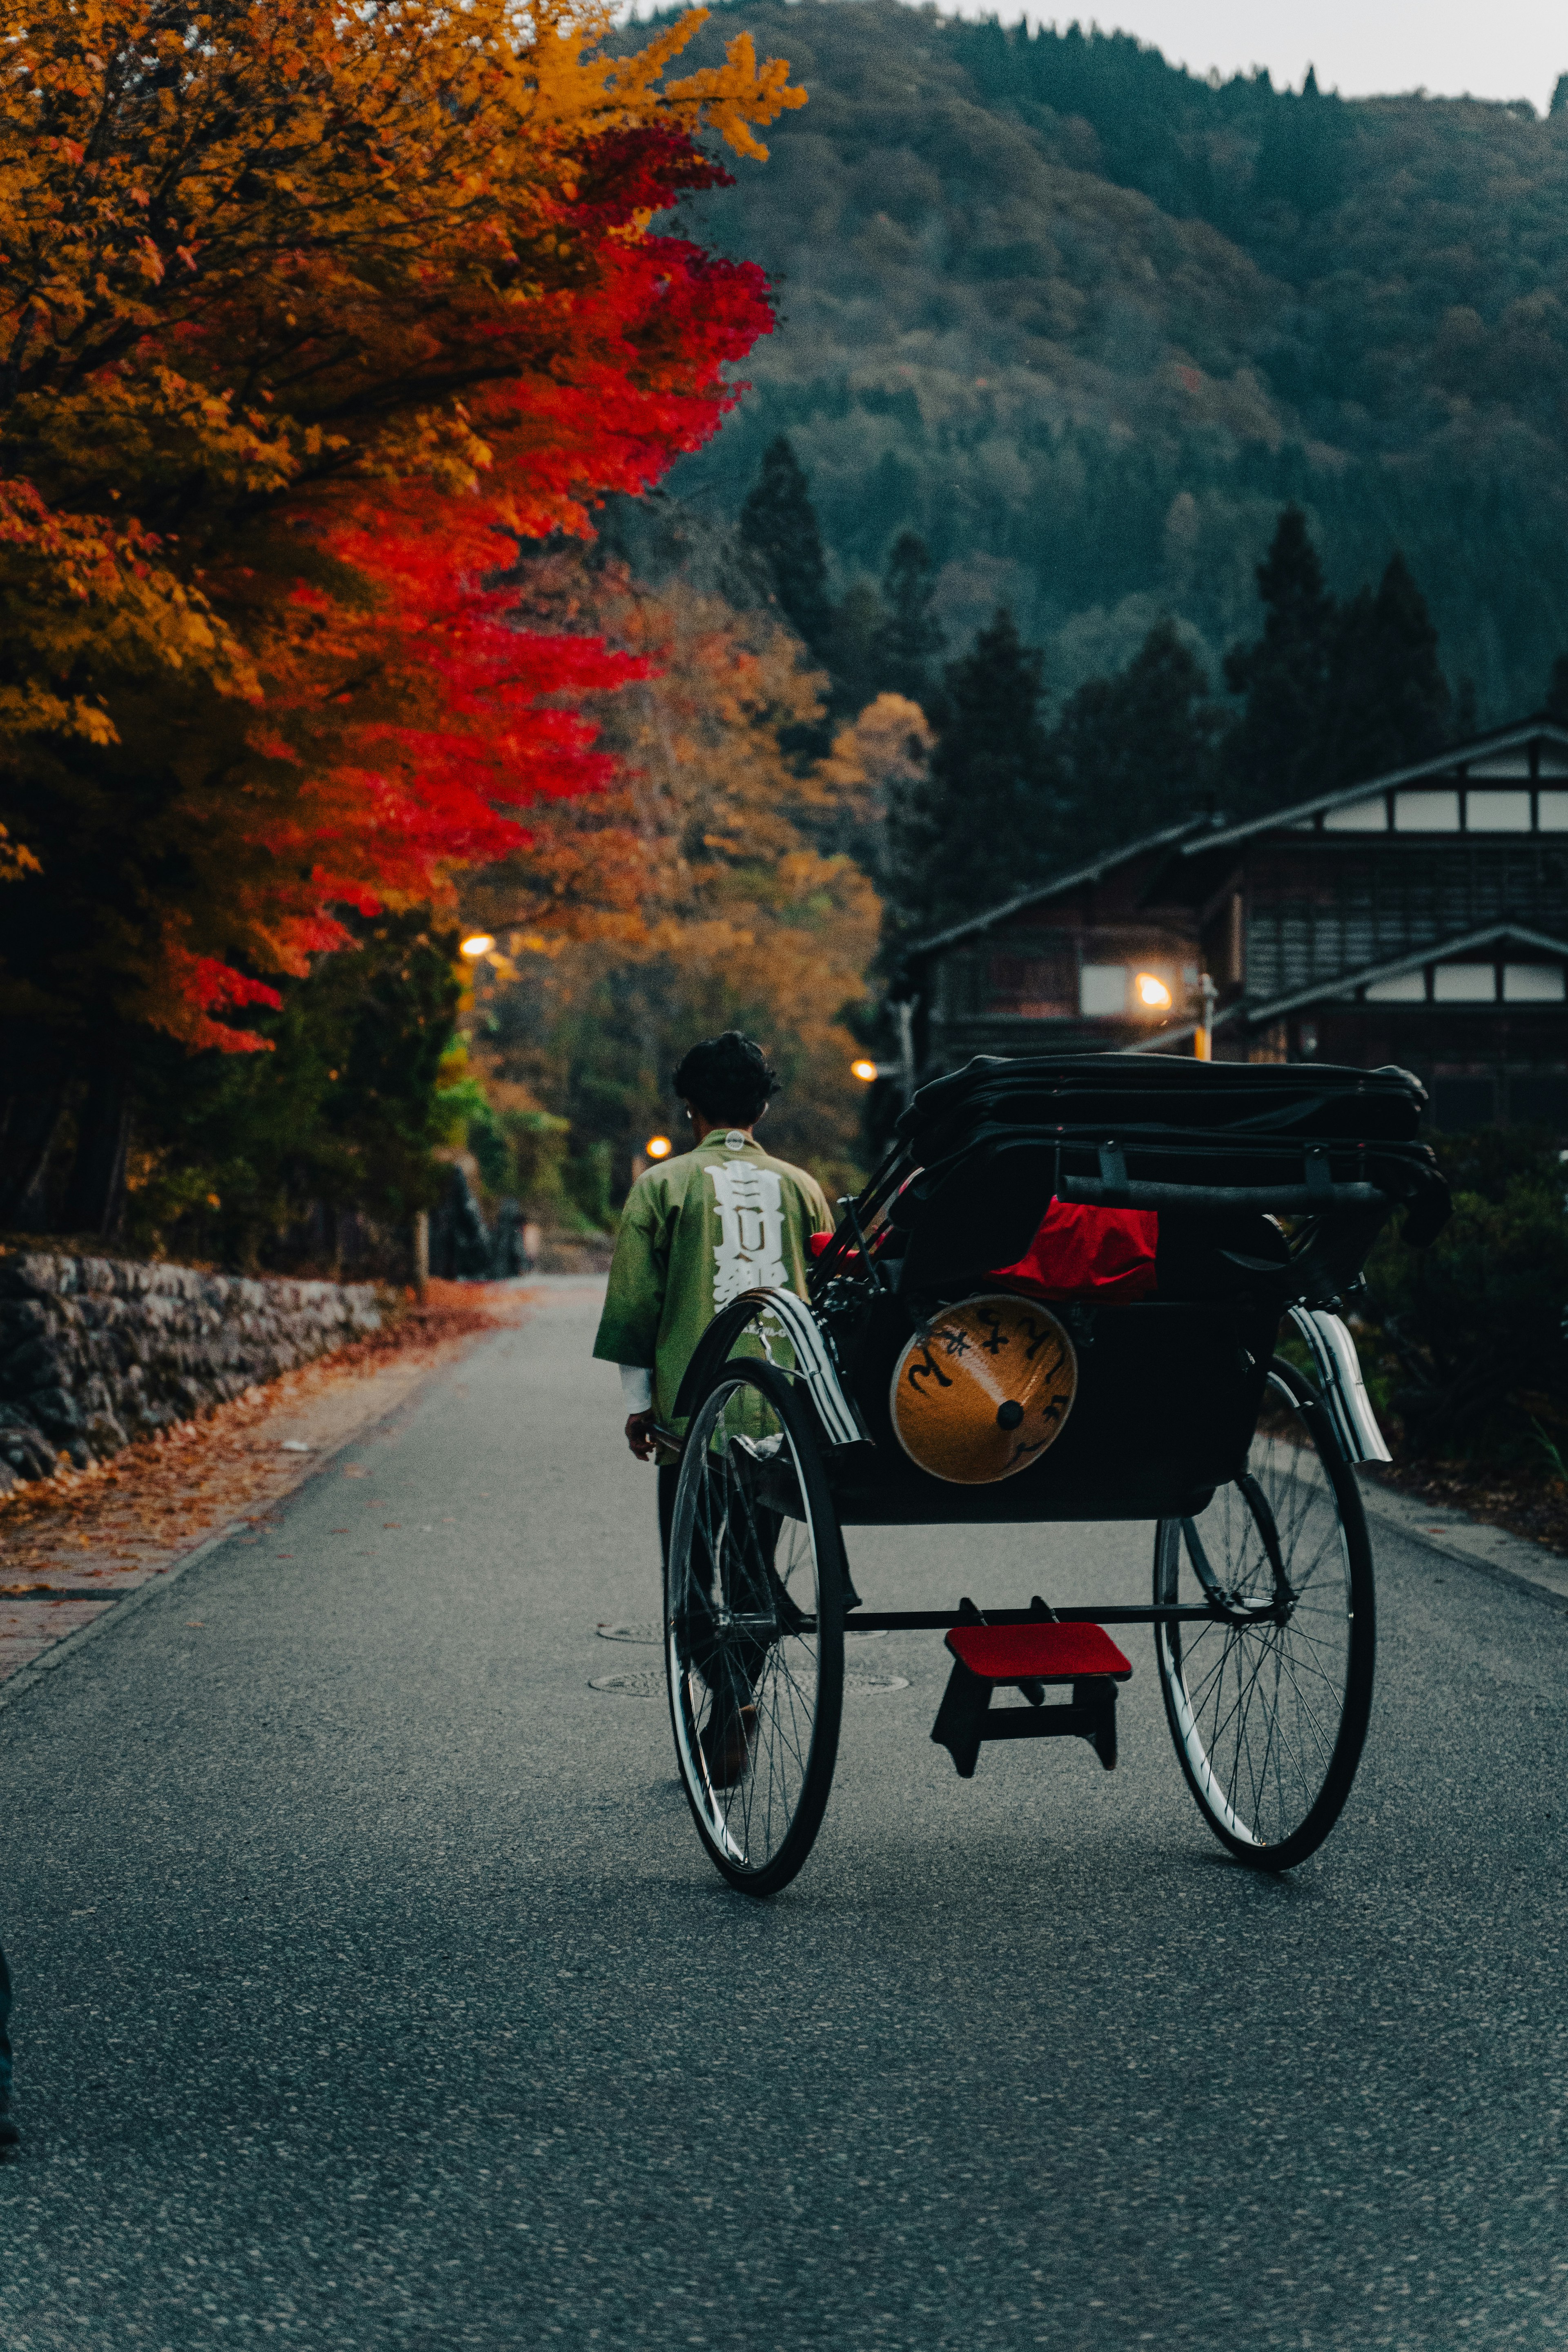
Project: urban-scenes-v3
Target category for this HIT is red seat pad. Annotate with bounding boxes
[989,1196,1158,1301]
[946,1622,1133,1683]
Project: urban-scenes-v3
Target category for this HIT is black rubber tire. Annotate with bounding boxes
[1154,1357,1376,1871]
[665,1358,846,1898]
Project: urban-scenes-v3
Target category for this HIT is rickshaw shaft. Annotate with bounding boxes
[843,1604,1217,1631]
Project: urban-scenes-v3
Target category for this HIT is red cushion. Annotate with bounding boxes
[989,1196,1158,1301]
[946,1622,1133,1683]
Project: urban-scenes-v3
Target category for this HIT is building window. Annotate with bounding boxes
[1433,963,1497,1002]
[1394,790,1461,831]
[1080,964,1127,1015]
[1466,792,1531,832]
[1365,971,1426,1002]
[1501,963,1566,1002]
[1539,791,1568,831]
[1323,799,1387,833]
[988,951,1075,1018]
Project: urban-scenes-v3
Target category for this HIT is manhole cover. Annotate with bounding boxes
[600,1622,889,1648]
[591,1666,908,1701]
[588,1668,663,1698]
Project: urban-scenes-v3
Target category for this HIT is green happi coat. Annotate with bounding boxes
[592,1129,834,1435]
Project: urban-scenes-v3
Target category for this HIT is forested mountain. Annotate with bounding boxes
[648,0,1568,720]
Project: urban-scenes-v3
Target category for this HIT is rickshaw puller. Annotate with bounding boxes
[592,1033,833,1784]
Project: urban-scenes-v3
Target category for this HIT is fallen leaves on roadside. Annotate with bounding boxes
[1374,1458,1568,1555]
[0,1279,530,1588]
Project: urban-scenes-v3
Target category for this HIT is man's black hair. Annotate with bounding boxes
[672,1031,780,1127]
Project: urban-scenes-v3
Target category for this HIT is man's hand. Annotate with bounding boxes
[624,1411,658,1462]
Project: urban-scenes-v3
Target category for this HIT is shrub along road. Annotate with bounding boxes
[0,1276,1564,2348]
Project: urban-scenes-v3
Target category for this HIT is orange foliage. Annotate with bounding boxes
[463,566,881,1187]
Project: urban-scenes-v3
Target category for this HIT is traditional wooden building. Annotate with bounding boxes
[893,720,1568,1131]
[891,816,1214,1068]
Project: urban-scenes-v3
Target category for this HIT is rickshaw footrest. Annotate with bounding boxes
[931,1655,1122,1779]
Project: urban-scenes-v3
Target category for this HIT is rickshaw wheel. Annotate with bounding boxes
[1154,1358,1375,1871]
[665,1358,846,1898]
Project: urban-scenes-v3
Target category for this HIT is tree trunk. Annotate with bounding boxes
[61,1055,131,1240]
[0,1023,69,1228]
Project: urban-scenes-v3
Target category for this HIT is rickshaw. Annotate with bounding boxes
[662,1053,1451,1895]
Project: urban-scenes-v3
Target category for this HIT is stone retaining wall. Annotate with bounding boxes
[0,1252,381,1492]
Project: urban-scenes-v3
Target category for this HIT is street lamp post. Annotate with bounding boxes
[1194,971,1217,1061]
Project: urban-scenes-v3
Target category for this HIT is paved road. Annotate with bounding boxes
[1,1276,1565,2350]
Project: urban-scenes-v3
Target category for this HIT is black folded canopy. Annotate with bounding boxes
[811,1052,1452,1306]
[896,1052,1430,1157]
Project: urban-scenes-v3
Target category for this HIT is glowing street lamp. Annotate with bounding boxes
[850,1057,880,1082]
[1134,972,1172,1011]
[460,932,496,958]
[645,1135,673,1161]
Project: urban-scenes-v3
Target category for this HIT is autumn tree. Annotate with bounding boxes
[0,0,804,1229]
[462,561,880,1201]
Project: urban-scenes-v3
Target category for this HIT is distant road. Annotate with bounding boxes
[2,1275,1564,2349]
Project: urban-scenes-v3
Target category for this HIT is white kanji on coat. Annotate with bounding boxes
[707,1161,787,1308]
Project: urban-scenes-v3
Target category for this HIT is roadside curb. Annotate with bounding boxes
[1357,1469,1568,1614]
[0,1517,251,1712]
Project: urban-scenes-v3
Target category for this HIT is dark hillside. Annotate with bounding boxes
[648,0,1568,717]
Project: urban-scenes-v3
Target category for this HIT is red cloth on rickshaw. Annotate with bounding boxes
[989,1198,1158,1301]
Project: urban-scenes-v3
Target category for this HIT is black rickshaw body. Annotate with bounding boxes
[663,1051,1454,1891]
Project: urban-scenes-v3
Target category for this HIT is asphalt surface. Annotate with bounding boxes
[1,1274,1565,2350]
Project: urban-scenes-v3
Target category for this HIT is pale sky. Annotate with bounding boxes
[943,2,1568,113]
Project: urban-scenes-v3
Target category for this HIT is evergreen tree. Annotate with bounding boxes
[873,532,945,710]
[1221,504,1339,813]
[884,607,1060,940]
[1322,550,1451,784]
[738,436,835,661]
[1251,65,1349,216]
[829,580,889,717]
[1222,513,1454,807]
[1053,619,1220,855]
[808,533,945,722]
